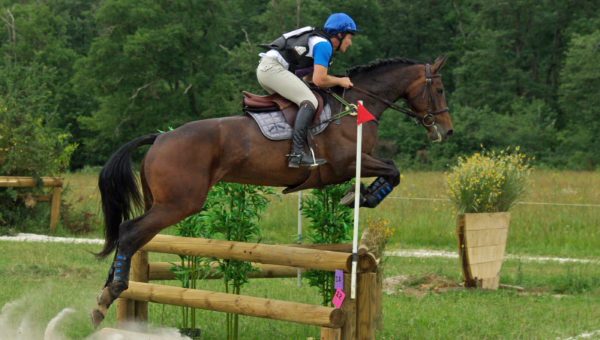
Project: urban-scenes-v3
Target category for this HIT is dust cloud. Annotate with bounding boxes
[0,299,190,340]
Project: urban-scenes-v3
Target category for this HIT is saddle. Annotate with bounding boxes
[242,90,326,126]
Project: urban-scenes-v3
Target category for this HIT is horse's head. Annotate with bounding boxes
[405,56,453,142]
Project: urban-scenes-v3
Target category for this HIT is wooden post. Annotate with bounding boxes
[132,250,149,322]
[340,273,356,340]
[116,250,149,327]
[116,297,134,328]
[356,272,376,340]
[374,267,383,331]
[0,176,63,231]
[321,327,341,340]
[49,186,62,232]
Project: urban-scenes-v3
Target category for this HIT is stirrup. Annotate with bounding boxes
[287,149,326,169]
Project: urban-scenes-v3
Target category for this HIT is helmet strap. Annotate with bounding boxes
[334,32,347,51]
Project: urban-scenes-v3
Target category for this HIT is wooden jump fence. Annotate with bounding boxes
[117,234,381,340]
[0,176,63,231]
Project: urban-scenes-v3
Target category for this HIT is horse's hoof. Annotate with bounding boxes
[339,191,355,206]
[90,307,105,328]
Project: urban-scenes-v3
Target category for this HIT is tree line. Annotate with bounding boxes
[1,0,599,173]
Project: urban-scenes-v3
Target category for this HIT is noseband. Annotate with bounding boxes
[352,63,449,127]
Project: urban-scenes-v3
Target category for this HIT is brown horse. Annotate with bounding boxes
[90,56,453,326]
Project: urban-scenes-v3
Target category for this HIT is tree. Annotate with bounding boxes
[73,0,246,163]
[557,29,600,169]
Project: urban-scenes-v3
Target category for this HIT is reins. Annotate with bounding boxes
[324,63,449,127]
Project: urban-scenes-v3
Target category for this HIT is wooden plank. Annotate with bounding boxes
[478,277,500,289]
[463,212,510,231]
[0,176,63,187]
[464,228,508,248]
[469,262,503,278]
[465,245,506,265]
[456,215,471,283]
[121,281,344,328]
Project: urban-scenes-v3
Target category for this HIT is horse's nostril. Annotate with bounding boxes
[446,129,454,137]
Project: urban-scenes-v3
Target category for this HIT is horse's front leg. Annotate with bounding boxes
[340,155,400,208]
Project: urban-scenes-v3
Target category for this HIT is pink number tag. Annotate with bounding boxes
[332,288,345,309]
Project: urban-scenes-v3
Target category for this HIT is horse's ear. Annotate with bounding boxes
[432,55,448,73]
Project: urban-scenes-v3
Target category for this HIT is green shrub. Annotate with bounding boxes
[0,101,77,233]
[446,147,532,213]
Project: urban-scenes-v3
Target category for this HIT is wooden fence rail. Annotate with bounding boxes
[0,176,63,231]
[141,234,377,273]
[118,235,380,340]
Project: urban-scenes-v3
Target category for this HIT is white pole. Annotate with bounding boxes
[351,120,363,299]
[297,191,302,287]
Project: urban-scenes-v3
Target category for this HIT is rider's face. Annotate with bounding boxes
[338,33,353,53]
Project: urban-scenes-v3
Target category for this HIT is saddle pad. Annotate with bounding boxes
[248,104,332,141]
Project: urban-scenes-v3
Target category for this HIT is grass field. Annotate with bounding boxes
[1,170,598,339]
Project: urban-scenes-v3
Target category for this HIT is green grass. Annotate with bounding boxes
[2,169,598,339]
[42,170,599,260]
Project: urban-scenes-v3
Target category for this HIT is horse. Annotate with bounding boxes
[90,55,453,327]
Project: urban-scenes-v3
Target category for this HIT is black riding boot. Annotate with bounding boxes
[288,102,326,168]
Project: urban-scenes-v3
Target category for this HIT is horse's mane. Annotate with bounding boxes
[347,57,422,77]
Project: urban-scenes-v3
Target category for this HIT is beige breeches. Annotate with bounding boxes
[256,57,318,108]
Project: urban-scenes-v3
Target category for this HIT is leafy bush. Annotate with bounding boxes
[446,147,532,213]
[0,101,77,233]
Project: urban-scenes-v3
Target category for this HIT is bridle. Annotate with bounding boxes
[351,63,449,127]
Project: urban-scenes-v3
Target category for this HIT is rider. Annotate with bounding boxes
[257,13,357,168]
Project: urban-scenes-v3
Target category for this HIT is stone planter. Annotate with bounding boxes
[456,212,510,289]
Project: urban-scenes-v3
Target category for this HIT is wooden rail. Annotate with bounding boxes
[0,176,63,231]
[149,261,302,281]
[118,235,381,339]
[120,281,344,328]
[141,234,377,273]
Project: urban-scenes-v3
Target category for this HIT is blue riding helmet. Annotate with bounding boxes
[324,13,357,35]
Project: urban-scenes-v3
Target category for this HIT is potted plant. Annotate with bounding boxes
[446,147,531,289]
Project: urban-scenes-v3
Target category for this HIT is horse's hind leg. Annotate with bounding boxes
[91,203,197,327]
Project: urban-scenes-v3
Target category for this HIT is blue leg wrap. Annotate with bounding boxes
[113,254,129,281]
[363,177,394,208]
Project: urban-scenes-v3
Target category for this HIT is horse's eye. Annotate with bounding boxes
[436,88,444,94]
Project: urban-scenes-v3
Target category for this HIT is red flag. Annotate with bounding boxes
[356,101,375,125]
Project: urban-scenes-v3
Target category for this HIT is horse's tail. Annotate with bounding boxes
[95,133,159,259]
